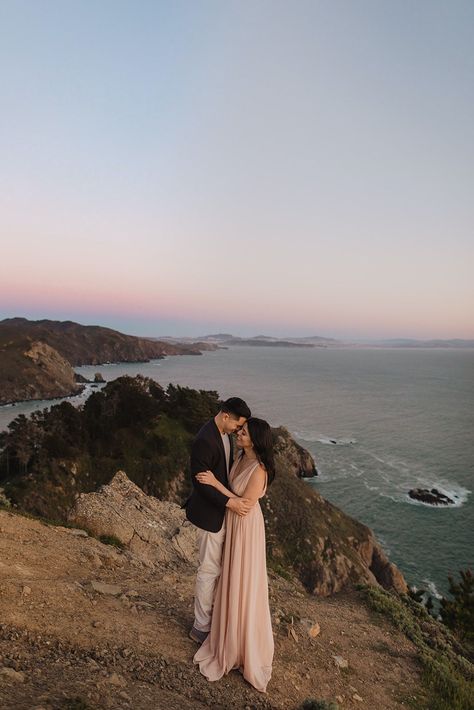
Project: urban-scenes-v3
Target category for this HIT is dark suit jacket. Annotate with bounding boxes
[184,418,234,532]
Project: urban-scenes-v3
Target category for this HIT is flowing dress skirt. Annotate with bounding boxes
[194,460,274,692]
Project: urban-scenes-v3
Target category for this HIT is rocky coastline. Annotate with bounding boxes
[0,318,216,406]
[0,376,471,708]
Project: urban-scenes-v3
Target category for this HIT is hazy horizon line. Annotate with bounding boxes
[2,314,474,343]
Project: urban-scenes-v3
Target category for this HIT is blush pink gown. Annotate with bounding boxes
[193,457,274,693]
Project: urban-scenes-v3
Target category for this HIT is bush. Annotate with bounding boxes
[299,700,339,710]
[0,376,219,521]
[440,569,474,656]
[98,534,125,549]
[359,584,473,710]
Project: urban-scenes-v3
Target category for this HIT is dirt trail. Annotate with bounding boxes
[0,510,425,709]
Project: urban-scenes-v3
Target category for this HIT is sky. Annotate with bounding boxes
[1,0,473,339]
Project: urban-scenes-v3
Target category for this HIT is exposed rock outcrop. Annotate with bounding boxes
[69,469,407,599]
[0,339,83,405]
[408,487,455,506]
[273,426,317,477]
[0,317,216,404]
[68,471,197,568]
[264,450,408,596]
[0,506,428,709]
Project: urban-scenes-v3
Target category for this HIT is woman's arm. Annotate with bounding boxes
[241,465,267,506]
[196,465,267,508]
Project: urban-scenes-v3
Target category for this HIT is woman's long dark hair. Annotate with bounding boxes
[246,417,275,486]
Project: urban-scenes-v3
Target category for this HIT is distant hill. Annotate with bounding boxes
[221,337,315,347]
[189,333,474,349]
[370,338,474,348]
[287,335,340,344]
[161,333,338,347]
[0,318,209,405]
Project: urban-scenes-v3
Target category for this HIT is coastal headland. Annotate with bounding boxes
[0,374,471,709]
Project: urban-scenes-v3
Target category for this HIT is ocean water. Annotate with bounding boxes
[1,346,473,598]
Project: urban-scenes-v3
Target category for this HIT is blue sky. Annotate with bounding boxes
[1,0,473,338]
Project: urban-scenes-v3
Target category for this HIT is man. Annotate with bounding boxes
[185,397,252,644]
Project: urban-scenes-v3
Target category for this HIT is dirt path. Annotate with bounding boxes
[0,510,425,709]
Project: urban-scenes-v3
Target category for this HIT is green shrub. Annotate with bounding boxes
[61,698,94,710]
[359,585,474,710]
[98,534,125,549]
[0,376,219,521]
[439,569,474,656]
[299,700,339,710]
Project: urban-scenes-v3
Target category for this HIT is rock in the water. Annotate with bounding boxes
[408,488,455,505]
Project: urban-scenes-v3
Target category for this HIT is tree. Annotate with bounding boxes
[439,569,474,654]
[164,384,220,433]
[0,414,44,477]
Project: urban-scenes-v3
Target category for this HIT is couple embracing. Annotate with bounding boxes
[184,397,275,693]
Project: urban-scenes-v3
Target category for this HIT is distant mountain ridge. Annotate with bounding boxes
[160,332,474,348]
[160,333,338,348]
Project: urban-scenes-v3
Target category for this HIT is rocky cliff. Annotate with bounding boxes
[0,499,428,710]
[0,338,84,405]
[266,428,406,596]
[2,469,472,709]
[0,390,406,598]
[0,318,215,404]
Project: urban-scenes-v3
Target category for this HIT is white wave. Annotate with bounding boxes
[404,491,469,509]
[293,431,357,446]
[367,451,386,464]
[363,481,380,492]
[361,448,412,472]
[355,446,471,508]
[314,466,364,483]
[299,436,470,509]
[316,436,357,446]
[376,534,392,556]
[422,579,443,600]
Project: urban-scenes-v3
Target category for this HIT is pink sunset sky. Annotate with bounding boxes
[1,2,473,340]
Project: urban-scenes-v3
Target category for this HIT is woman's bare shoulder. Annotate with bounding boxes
[251,463,267,485]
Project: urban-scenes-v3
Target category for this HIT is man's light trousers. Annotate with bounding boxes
[193,521,226,632]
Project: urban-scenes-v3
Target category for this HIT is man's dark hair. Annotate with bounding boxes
[220,397,251,420]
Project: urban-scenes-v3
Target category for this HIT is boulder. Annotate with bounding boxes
[68,471,197,568]
[408,488,455,506]
[273,426,318,477]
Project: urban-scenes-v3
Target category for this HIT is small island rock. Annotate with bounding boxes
[408,488,455,506]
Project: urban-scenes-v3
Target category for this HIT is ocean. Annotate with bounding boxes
[1,345,473,599]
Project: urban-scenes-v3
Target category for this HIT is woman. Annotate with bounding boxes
[193,417,275,693]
